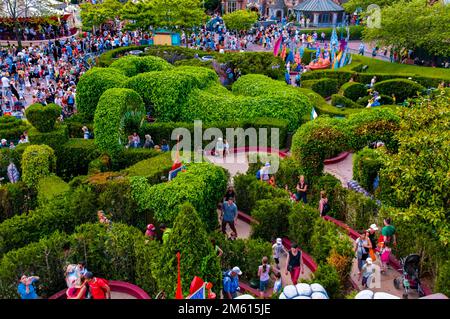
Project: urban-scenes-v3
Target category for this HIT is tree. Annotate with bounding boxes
[342,0,401,14]
[79,0,123,31]
[0,0,55,48]
[362,0,450,57]
[222,9,258,33]
[151,202,221,298]
[120,0,155,31]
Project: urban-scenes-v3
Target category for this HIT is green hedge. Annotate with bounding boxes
[288,204,319,253]
[173,58,214,69]
[301,70,355,87]
[251,198,291,242]
[36,175,70,205]
[28,125,69,152]
[94,88,146,156]
[0,145,26,180]
[291,116,349,178]
[340,82,367,101]
[373,78,425,102]
[97,45,150,67]
[310,173,348,221]
[331,94,364,109]
[63,113,94,138]
[130,162,228,231]
[306,78,340,98]
[75,67,128,119]
[355,73,443,89]
[109,54,173,77]
[143,45,210,64]
[56,139,100,181]
[25,103,61,132]
[344,190,379,232]
[0,116,29,142]
[353,147,384,192]
[21,144,56,189]
[356,94,394,106]
[0,182,36,222]
[111,148,160,171]
[233,174,288,214]
[123,152,173,184]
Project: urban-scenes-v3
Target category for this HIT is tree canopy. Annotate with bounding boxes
[222,9,258,32]
[80,0,123,29]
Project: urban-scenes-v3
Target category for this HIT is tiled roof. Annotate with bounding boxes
[294,0,345,12]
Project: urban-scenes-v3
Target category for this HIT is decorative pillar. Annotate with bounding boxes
[313,13,319,26]
[332,12,338,25]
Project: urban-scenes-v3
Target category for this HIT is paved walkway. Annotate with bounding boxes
[324,153,354,187]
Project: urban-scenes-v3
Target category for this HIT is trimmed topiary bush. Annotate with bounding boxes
[308,78,339,98]
[331,94,364,109]
[356,94,394,106]
[251,198,291,241]
[340,82,367,101]
[94,88,146,156]
[373,78,425,102]
[353,147,384,192]
[36,175,70,205]
[109,55,173,77]
[123,152,173,184]
[0,116,30,142]
[21,144,56,189]
[0,182,36,222]
[25,103,61,132]
[28,125,69,152]
[288,203,319,253]
[75,67,128,119]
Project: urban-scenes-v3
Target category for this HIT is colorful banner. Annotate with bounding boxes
[273,36,282,56]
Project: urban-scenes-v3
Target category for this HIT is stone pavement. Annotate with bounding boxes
[324,153,354,187]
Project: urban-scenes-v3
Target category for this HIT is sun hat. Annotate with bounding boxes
[366,258,373,265]
[265,162,271,167]
[369,224,378,231]
[276,238,282,245]
[232,266,242,275]
[147,224,155,231]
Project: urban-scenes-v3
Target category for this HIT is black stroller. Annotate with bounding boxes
[393,254,425,298]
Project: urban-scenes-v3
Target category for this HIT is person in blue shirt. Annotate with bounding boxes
[17,275,40,299]
[221,198,238,236]
[223,267,242,299]
[161,139,170,152]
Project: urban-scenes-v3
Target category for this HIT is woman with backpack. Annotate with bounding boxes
[318,190,329,216]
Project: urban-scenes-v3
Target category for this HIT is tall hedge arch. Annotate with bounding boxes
[75,67,128,119]
[21,144,56,188]
[291,117,349,178]
[94,88,145,156]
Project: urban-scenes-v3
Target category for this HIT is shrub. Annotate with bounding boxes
[288,204,320,253]
[36,175,70,205]
[274,156,305,190]
[356,95,394,106]
[152,203,221,298]
[63,113,94,138]
[0,146,25,180]
[88,155,111,175]
[344,191,379,232]
[233,174,288,213]
[123,152,173,184]
[310,263,342,299]
[311,173,348,220]
[309,78,339,98]
[28,125,69,152]
[134,238,160,297]
[291,117,349,178]
[340,82,367,101]
[0,182,36,222]
[21,144,56,188]
[56,139,101,181]
[435,260,450,297]
[143,45,210,64]
[94,88,146,156]
[251,198,291,242]
[98,45,150,66]
[331,94,364,108]
[130,163,228,231]
[345,108,400,151]
[173,58,214,69]
[0,116,30,142]
[373,78,425,102]
[353,147,384,192]
[301,70,356,87]
[109,55,173,76]
[111,148,160,171]
[75,67,128,119]
[25,103,61,132]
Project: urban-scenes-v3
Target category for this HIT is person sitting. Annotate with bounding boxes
[145,224,156,240]
[81,126,90,140]
[131,132,140,148]
[143,134,154,148]
[161,140,170,152]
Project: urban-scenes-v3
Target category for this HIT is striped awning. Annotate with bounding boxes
[294,0,345,12]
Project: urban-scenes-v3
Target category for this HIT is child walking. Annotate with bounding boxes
[257,256,271,299]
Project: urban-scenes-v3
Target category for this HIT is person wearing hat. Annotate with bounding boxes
[83,271,111,299]
[145,224,156,240]
[257,162,271,183]
[366,224,378,252]
[360,257,375,288]
[272,238,288,270]
[223,266,242,299]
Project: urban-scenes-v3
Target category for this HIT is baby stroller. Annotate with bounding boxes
[393,254,425,298]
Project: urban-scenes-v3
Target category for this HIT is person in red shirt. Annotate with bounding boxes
[84,272,111,299]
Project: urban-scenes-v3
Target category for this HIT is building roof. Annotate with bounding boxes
[294,0,345,12]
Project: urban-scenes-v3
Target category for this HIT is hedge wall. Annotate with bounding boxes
[0,182,36,223]
[97,45,150,67]
[36,175,70,205]
[123,152,173,184]
[94,88,146,156]
[373,78,425,102]
[251,197,291,242]
[25,103,61,133]
[331,94,364,109]
[109,55,173,77]
[130,162,228,231]
[0,145,27,180]
[305,78,340,98]
[28,125,69,152]
[63,113,94,138]
[21,144,56,189]
[288,204,319,253]
[356,94,394,106]
[0,116,29,143]
[352,147,384,192]
[340,82,367,101]
[75,67,128,119]
[111,148,160,171]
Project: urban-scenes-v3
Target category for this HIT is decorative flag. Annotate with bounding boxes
[175,252,183,299]
[287,50,294,63]
[316,46,321,59]
[273,36,282,56]
[280,45,287,61]
[334,51,343,69]
[310,107,318,120]
[186,283,207,299]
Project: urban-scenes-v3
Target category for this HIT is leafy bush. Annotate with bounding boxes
[63,113,94,138]
[94,88,146,156]
[28,125,69,152]
[345,191,379,232]
[356,94,394,106]
[288,204,320,253]
[0,146,26,180]
[308,78,339,98]
[130,163,228,231]
[0,116,29,142]
[310,263,343,299]
[56,139,101,181]
[75,67,128,119]
[25,103,61,132]
[340,82,367,101]
[97,45,150,66]
[152,203,221,298]
[311,173,348,220]
[251,198,291,242]
[123,152,173,184]
[109,54,173,76]
[291,117,349,178]
[143,45,210,64]
[0,182,36,222]
[233,174,288,213]
[331,94,364,108]
[353,147,384,192]
[21,144,56,189]
[301,70,356,87]
[36,175,70,205]
[373,78,425,102]
[173,58,214,69]
[435,260,450,297]
[274,156,305,190]
[111,148,160,171]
